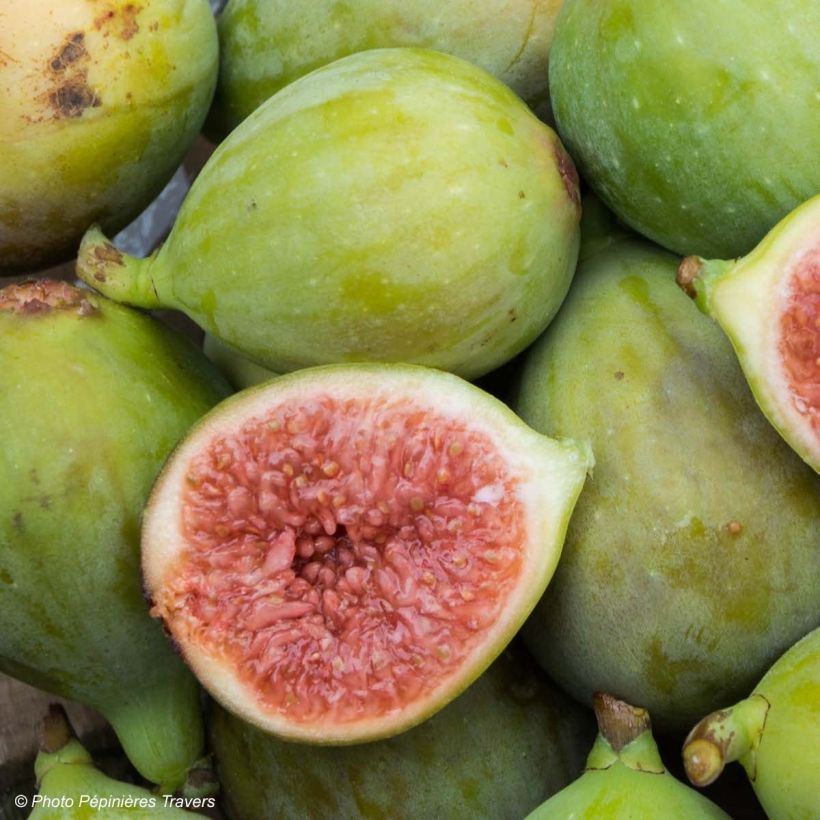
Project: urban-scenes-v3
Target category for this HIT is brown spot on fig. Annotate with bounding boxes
[94,243,124,266]
[553,139,581,212]
[614,370,625,380]
[94,10,116,29]
[677,256,704,299]
[50,33,87,72]
[725,520,743,536]
[50,80,100,118]
[518,190,526,199]
[0,280,89,314]
[121,4,142,40]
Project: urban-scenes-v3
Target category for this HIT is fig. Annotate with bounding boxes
[30,706,210,818]
[513,221,820,730]
[208,0,564,137]
[77,48,582,380]
[527,694,729,819]
[548,0,820,258]
[0,0,217,275]
[204,334,278,391]
[684,627,820,820]
[141,363,592,743]
[677,194,820,473]
[209,647,592,820]
[0,280,230,791]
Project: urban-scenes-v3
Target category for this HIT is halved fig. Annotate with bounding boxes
[142,364,592,744]
[677,194,820,472]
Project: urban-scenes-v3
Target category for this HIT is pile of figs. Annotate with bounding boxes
[0,1,817,818]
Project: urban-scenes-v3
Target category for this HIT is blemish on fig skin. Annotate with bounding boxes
[50,81,100,118]
[553,140,581,212]
[725,521,743,536]
[614,371,625,380]
[120,5,142,41]
[49,33,87,72]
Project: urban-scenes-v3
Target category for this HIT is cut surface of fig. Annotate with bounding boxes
[143,365,591,743]
[677,194,820,473]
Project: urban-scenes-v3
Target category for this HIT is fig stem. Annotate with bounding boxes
[592,693,651,752]
[76,225,161,309]
[682,694,769,787]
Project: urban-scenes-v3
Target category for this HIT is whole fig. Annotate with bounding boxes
[0,280,230,791]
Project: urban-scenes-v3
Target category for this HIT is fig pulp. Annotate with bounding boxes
[0,0,217,274]
[209,0,563,137]
[684,627,820,820]
[142,364,592,743]
[678,194,820,473]
[78,48,582,380]
[0,281,230,791]
[30,706,209,818]
[549,0,820,258]
[209,647,592,820]
[513,218,820,730]
[527,694,729,818]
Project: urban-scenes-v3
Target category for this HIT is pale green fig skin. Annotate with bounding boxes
[203,333,278,390]
[0,283,231,791]
[208,0,564,138]
[513,231,820,730]
[549,0,820,259]
[684,627,820,820]
[31,710,205,819]
[0,0,217,275]
[209,647,593,820]
[678,193,820,474]
[528,703,729,819]
[77,48,581,380]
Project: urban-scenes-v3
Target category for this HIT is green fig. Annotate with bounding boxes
[0,280,230,791]
[548,0,820,258]
[513,215,820,730]
[203,333,278,390]
[29,706,213,818]
[678,194,820,473]
[0,0,218,275]
[208,648,593,819]
[77,48,582,380]
[208,0,564,137]
[527,694,729,818]
[684,627,820,820]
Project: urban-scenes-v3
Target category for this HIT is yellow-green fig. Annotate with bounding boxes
[0,280,230,791]
[30,706,210,818]
[678,194,820,473]
[0,0,217,274]
[514,207,820,730]
[203,333,278,390]
[77,48,582,380]
[684,627,820,820]
[209,0,564,137]
[527,694,729,819]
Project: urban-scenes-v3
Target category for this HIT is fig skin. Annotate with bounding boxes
[549,0,820,258]
[208,0,564,138]
[513,212,820,731]
[203,333,278,390]
[208,647,593,820]
[527,694,729,819]
[0,281,231,791]
[684,627,820,820]
[0,0,217,275]
[77,48,582,381]
[30,706,209,818]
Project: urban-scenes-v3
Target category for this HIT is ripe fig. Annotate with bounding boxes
[0,280,230,791]
[677,194,820,473]
[77,48,582,380]
[527,694,729,818]
[208,0,564,137]
[513,218,820,730]
[0,0,217,274]
[141,364,592,743]
[209,647,592,820]
[548,0,820,258]
[203,334,278,390]
[30,706,209,818]
[684,627,820,820]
